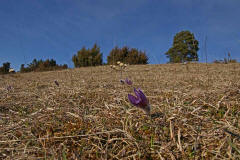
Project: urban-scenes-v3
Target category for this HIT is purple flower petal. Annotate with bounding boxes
[128,94,140,106]
[138,89,148,106]
[125,78,132,85]
[128,88,150,115]
[134,88,141,99]
[54,80,59,86]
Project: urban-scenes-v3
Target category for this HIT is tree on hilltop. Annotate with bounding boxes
[20,59,68,73]
[72,43,103,67]
[0,62,11,74]
[107,46,148,65]
[165,30,199,63]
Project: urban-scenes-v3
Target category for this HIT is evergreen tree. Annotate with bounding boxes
[2,62,10,73]
[72,43,103,67]
[165,30,199,63]
[0,62,11,74]
[20,64,25,73]
[107,46,148,64]
[20,59,67,73]
[107,46,122,64]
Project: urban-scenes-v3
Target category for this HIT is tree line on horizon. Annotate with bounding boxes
[0,30,238,74]
[71,44,149,68]
[20,59,68,73]
[71,30,199,67]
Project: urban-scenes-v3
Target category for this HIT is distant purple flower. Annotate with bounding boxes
[6,85,13,91]
[54,80,59,86]
[128,88,150,115]
[125,78,132,85]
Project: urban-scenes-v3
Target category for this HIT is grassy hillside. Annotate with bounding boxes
[0,63,240,159]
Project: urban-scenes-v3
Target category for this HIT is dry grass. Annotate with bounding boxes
[0,63,240,159]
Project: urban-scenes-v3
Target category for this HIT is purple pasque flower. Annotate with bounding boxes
[125,78,132,85]
[54,80,59,86]
[128,88,150,115]
[6,85,13,91]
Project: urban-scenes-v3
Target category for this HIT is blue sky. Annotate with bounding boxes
[0,0,239,70]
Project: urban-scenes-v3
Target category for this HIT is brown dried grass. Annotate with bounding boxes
[0,63,240,159]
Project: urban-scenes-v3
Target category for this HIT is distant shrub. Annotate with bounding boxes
[213,60,225,64]
[20,59,68,73]
[0,62,11,74]
[213,58,238,64]
[228,59,238,63]
[107,46,148,65]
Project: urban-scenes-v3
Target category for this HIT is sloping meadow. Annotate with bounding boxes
[0,63,240,159]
